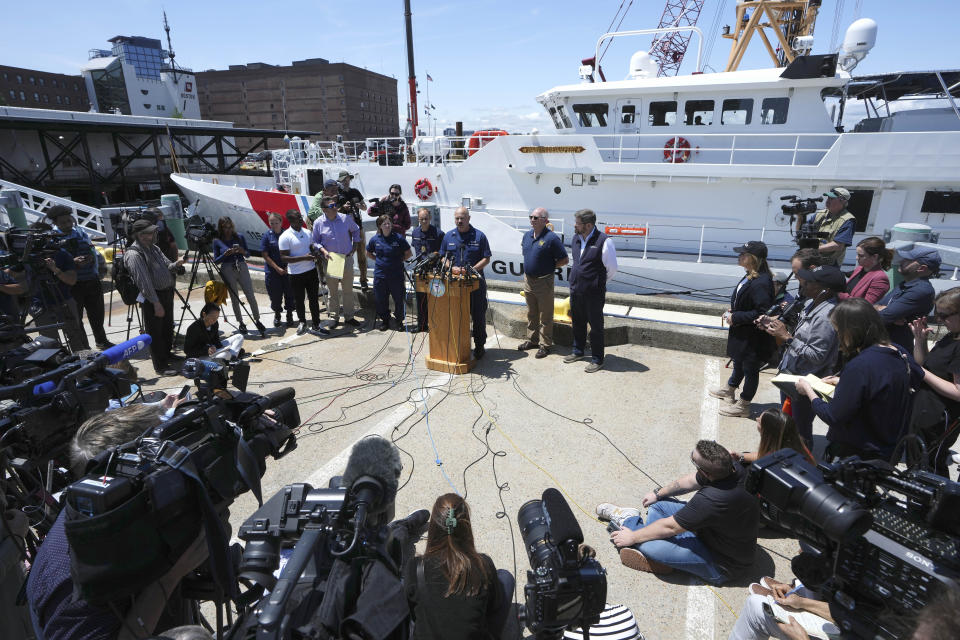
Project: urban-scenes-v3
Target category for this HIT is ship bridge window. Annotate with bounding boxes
[648,101,677,126]
[572,103,609,128]
[621,104,636,124]
[548,106,563,129]
[760,97,789,124]
[721,98,753,125]
[921,191,960,215]
[684,100,714,125]
[556,104,573,128]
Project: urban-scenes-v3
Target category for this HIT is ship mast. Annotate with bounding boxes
[721,0,820,71]
[163,10,179,85]
[404,0,418,141]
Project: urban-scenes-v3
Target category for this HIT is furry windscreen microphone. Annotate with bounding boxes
[542,488,584,545]
[342,436,402,513]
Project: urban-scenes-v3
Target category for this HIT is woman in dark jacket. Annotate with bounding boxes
[366,214,412,331]
[710,241,775,418]
[184,302,223,358]
[405,494,514,640]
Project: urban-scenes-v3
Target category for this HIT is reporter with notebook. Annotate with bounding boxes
[759,265,842,447]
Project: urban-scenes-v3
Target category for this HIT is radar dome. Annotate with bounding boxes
[838,18,877,71]
[628,51,657,79]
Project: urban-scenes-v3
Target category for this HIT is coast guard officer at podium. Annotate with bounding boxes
[441,206,491,359]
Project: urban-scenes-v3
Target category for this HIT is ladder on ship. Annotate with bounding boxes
[0,179,106,240]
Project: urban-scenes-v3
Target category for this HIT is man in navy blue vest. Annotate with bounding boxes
[564,209,617,372]
[441,207,492,359]
[411,207,443,332]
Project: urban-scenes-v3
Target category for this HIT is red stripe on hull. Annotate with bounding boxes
[245,189,300,227]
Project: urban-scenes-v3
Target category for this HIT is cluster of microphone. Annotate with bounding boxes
[408,247,481,280]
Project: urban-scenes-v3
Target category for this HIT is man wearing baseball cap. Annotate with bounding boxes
[810,187,856,267]
[337,170,370,292]
[307,178,343,224]
[876,245,940,351]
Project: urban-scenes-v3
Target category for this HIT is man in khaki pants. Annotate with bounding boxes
[518,207,569,358]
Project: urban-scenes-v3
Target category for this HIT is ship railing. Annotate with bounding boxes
[281,138,409,166]
[0,179,106,239]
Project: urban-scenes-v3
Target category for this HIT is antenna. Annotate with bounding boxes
[163,9,179,85]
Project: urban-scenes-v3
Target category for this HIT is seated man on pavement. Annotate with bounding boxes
[598,439,760,585]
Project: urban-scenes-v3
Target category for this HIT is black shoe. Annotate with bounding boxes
[378,320,389,332]
[517,340,538,351]
[327,318,340,330]
[255,321,267,337]
[159,367,181,377]
[361,283,370,293]
[274,314,283,329]
[345,318,362,327]
[310,324,330,336]
[238,324,248,336]
[535,346,550,359]
[296,322,308,335]
[286,313,296,325]
[95,340,116,350]
[473,346,485,359]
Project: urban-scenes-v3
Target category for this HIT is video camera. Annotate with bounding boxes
[780,195,827,249]
[0,228,79,272]
[518,488,607,639]
[746,449,960,639]
[62,384,298,606]
[185,214,216,252]
[182,356,250,397]
[106,207,151,241]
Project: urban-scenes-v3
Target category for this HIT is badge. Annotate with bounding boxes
[429,280,446,297]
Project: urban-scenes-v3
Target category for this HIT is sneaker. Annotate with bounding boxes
[473,346,485,360]
[708,385,737,403]
[718,398,752,417]
[595,503,640,527]
[619,548,674,575]
[584,361,603,373]
[563,352,584,364]
[327,318,340,330]
[296,322,308,336]
[535,346,550,359]
[517,340,538,351]
[361,283,370,293]
[159,367,181,377]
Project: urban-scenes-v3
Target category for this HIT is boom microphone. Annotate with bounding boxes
[542,488,584,545]
[342,435,402,519]
[97,334,152,366]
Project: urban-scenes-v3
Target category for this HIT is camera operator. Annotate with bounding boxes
[48,205,114,350]
[338,171,371,292]
[123,218,186,376]
[405,493,514,640]
[27,397,213,640]
[141,207,180,263]
[599,440,760,585]
[876,246,940,352]
[0,268,26,318]
[18,221,88,352]
[758,265,842,447]
[369,183,411,236]
[806,188,855,267]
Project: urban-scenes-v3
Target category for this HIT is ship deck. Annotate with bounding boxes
[93,284,820,640]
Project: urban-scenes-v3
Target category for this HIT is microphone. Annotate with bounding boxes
[542,487,584,567]
[98,334,152,366]
[342,436,402,528]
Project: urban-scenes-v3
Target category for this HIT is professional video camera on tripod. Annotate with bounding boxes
[747,449,960,640]
[780,196,828,250]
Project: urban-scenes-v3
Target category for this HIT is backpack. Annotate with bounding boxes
[205,280,229,305]
[112,248,141,306]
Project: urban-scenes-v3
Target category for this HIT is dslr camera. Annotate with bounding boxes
[747,449,960,640]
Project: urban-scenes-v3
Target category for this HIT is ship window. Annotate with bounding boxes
[760,97,789,124]
[572,103,609,128]
[684,100,714,125]
[548,106,563,129]
[721,98,753,125]
[921,191,960,215]
[556,104,573,128]
[648,101,676,126]
[621,104,636,124]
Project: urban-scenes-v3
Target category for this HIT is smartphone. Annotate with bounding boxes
[177,384,190,400]
[761,602,787,624]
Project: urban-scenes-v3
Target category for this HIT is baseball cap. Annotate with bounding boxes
[772,269,791,284]
[131,219,157,235]
[795,264,846,291]
[823,187,851,200]
[897,245,942,271]
[337,170,354,181]
[323,178,339,189]
[733,240,768,260]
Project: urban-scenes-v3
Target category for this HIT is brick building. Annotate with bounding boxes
[0,65,89,111]
[196,58,398,149]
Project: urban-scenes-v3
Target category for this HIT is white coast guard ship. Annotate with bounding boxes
[171,18,960,300]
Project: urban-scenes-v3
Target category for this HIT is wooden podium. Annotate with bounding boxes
[416,274,480,374]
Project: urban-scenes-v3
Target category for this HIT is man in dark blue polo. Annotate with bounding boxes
[564,209,617,373]
[518,207,568,359]
[877,245,940,352]
[441,207,491,359]
[411,207,443,332]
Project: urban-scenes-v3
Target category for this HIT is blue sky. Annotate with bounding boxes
[2,1,956,134]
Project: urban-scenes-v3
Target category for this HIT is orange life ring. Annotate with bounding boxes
[466,129,509,156]
[663,137,691,163]
[414,178,434,200]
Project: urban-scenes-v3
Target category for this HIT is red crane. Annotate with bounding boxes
[649,0,707,76]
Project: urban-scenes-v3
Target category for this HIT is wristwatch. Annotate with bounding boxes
[653,487,661,500]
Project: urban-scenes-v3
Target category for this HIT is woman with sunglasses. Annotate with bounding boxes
[368,183,411,235]
[213,216,266,337]
[837,236,892,304]
[366,214,412,331]
[909,288,960,476]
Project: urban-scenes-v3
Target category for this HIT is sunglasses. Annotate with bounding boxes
[389,191,400,196]
[529,215,542,220]
[323,204,337,209]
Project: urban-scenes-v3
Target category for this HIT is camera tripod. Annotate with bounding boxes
[104,233,147,342]
[20,264,85,353]
[175,244,261,338]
